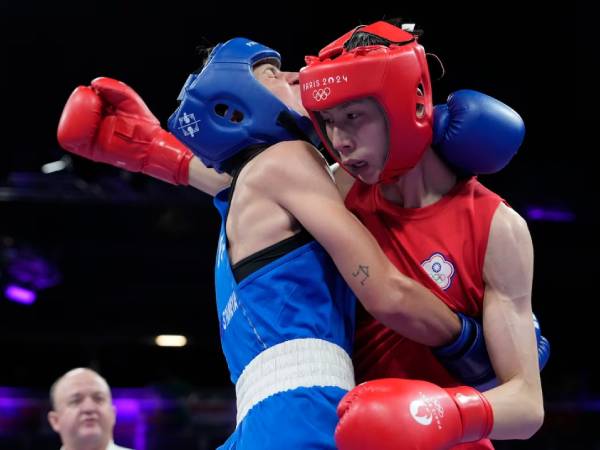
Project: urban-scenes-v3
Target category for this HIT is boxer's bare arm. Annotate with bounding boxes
[479,204,544,439]
[188,154,353,198]
[250,140,461,346]
[188,156,232,196]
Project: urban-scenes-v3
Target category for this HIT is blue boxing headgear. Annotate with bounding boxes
[168,38,320,173]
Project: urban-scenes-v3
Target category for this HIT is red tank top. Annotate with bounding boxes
[346,177,504,450]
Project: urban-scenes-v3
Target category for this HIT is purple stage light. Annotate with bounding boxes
[7,251,61,290]
[525,206,576,222]
[111,389,167,450]
[4,284,36,305]
[113,398,145,450]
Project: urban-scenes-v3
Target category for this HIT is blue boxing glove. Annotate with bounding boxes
[433,313,493,389]
[434,312,550,391]
[533,313,551,371]
[433,89,526,174]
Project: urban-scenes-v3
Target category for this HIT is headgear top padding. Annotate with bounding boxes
[168,38,319,173]
[300,21,433,183]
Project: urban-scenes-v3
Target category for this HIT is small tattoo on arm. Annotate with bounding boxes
[352,265,370,285]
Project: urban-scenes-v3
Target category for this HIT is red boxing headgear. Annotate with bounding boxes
[300,21,433,183]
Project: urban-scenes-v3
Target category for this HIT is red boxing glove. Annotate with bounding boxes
[57,77,193,185]
[336,378,493,450]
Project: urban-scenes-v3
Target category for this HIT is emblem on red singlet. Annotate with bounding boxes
[421,252,455,290]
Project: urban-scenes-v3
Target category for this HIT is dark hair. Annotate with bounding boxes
[344,18,423,51]
[194,44,216,73]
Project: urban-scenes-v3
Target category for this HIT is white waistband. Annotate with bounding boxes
[235,338,355,425]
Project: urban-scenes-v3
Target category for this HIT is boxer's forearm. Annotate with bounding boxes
[188,156,232,196]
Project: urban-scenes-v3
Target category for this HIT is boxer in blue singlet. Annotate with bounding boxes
[171,38,357,449]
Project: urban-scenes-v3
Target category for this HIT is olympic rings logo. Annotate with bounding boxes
[312,88,331,101]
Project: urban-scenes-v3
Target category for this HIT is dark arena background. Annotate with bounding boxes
[0,1,590,449]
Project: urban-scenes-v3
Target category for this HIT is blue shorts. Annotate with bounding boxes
[218,386,346,450]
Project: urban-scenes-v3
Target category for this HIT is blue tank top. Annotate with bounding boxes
[213,188,356,384]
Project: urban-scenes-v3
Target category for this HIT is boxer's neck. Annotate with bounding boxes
[378,147,457,208]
